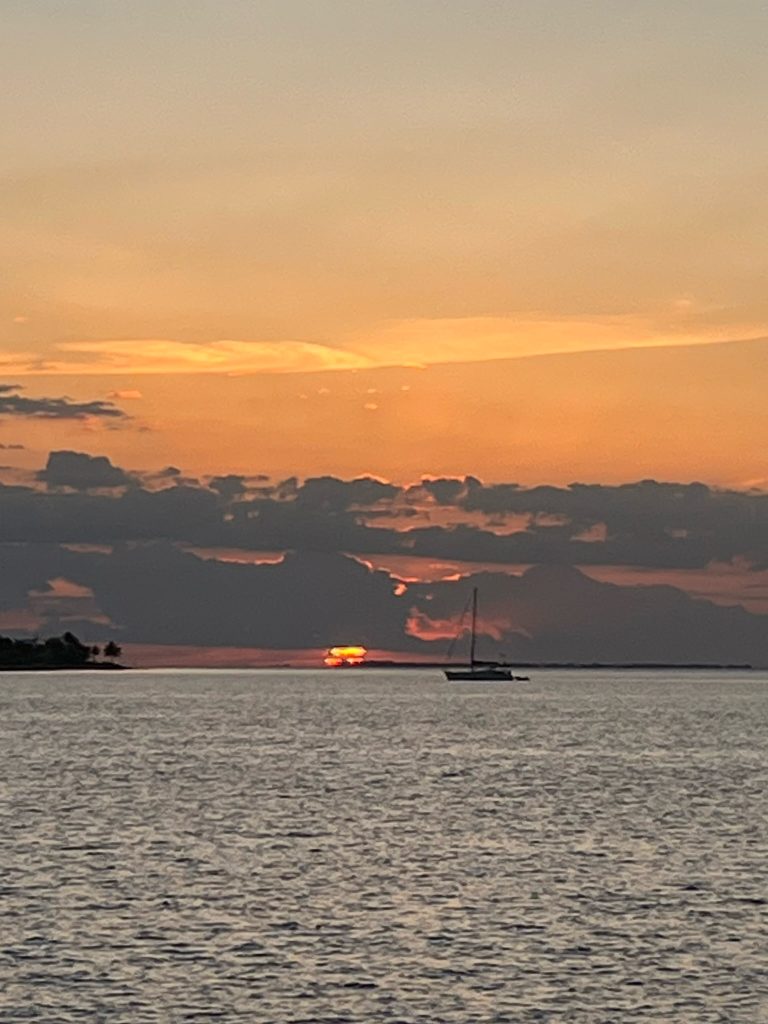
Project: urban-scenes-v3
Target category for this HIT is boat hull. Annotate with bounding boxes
[444,667,523,681]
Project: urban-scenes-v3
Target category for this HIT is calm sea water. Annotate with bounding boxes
[0,669,766,1023]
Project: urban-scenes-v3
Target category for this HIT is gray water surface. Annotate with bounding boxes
[1,669,766,1022]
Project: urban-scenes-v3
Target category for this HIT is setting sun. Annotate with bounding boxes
[324,645,368,667]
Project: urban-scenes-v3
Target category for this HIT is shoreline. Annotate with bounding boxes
[1,662,758,672]
[0,662,126,672]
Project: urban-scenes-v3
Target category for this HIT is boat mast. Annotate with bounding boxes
[469,587,478,668]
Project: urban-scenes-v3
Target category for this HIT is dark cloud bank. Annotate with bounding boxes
[0,384,126,420]
[3,451,768,664]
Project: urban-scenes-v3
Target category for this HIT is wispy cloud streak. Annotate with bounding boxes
[0,385,126,419]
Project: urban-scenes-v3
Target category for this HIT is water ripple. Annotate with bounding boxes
[0,669,766,1022]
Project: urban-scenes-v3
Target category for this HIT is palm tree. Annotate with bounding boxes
[104,640,122,661]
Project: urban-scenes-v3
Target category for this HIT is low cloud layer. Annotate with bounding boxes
[2,451,768,663]
[3,454,768,571]
[2,543,767,666]
[37,450,133,490]
[407,567,768,665]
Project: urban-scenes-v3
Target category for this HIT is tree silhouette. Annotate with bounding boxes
[0,632,124,669]
[104,640,122,660]
[0,631,93,667]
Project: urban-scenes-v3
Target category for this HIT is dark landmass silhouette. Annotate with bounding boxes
[0,632,124,671]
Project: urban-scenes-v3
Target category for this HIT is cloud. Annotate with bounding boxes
[345,316,768,369]
[0,543,63,613]
[3,318,764,381]
[0,478,220,544]
[37,450,133,490]
[3,542,768,664]
[106,389,143,400]
[294,475,399,511]
[7,339,372,375]
[4,455,768,575]
[2,452,768,661]
[60,545,409,650]
[453,479,768,569]
[406,565,768,665]
[409,476,478,506]
[208,474,248,500]
[0,384,126,420]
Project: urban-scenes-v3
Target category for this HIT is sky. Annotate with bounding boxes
[2,2,768,664]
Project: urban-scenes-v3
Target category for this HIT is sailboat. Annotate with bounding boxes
[444,587,529,681]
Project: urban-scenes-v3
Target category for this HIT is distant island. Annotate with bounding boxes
[0,632,124,671]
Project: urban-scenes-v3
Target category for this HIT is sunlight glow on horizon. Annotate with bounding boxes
[324,645,368,666]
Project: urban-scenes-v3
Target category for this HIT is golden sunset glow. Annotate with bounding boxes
[3,3,768,669]
[2,0,768,487]
[6,335,764,486]
[324,646,368,667]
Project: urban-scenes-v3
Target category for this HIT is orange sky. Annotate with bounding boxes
[2,337,766,487]
[2,3,768,489]
[3,4,768,665]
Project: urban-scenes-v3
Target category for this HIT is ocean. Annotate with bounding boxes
[1,668,766,1022]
